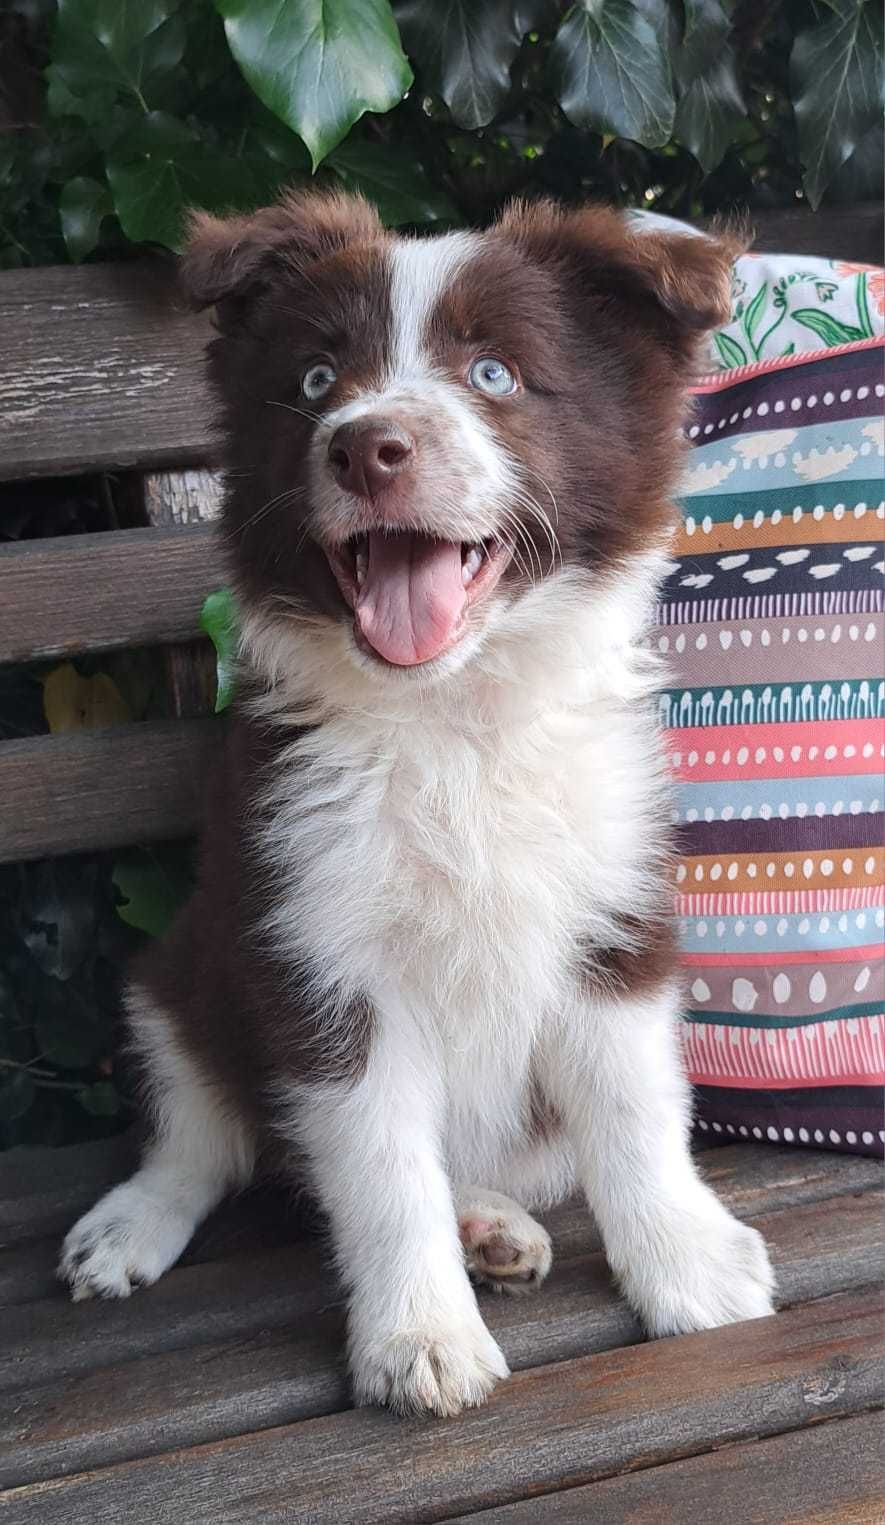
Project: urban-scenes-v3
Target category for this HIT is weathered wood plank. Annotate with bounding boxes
[2,1138,878,1294]
[1,204,879,487]
[447,1410,885,1524]
[1,1289,880,1523]
[0,263,215,481]
[749,201,884,264]
[1,1187,880,1485]
[3,1138,875,1254]
[0,526,226,665]
[0,718,218,862]
[0,1182,313,1306]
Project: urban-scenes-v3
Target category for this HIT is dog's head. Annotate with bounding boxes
[183,191,737,686]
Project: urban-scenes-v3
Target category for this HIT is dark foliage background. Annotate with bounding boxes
[2,0,883,269]
[0,0,881,1145]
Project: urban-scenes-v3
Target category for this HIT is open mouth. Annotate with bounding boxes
[324,530,511,668]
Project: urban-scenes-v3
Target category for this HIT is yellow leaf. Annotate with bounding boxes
[42,663,131,733]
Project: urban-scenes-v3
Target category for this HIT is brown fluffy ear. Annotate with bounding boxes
[616,218,745,332]
[179,188,383,318]
[497,199,743,336]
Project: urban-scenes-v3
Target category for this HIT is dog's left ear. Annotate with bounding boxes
[498,200,743,337]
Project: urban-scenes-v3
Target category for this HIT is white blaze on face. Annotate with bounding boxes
[306,229,527,669]
[310,230,520,549]
[386,230,478,384]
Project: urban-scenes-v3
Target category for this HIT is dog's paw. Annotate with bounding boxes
[622,1195,775,1337]
[351,1315,509,1417]
[458,1188,552,1295]
[59,1180,193,1301]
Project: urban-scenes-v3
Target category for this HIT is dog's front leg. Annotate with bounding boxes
[286,997,508,1416]
[545,983,775,1335]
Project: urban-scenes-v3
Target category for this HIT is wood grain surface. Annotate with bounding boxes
[0,525,225,664]
[0,262,215,481]
[0,718,219,862]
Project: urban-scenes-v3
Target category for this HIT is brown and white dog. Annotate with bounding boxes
[60,192,774,1416]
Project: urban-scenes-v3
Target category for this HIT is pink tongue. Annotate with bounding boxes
[355,532,467,666]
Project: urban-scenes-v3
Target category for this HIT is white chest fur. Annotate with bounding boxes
[249,570,672,1166]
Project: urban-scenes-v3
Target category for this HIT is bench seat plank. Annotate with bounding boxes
[447,1410,885,1524]
[1,1166,881,1487]
[3,1138,877,1251]
[1,1288,880,1523]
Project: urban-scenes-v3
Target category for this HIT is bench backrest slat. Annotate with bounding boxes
[0,720,215,863]
[0,525,226,664]
[0,262,215,481]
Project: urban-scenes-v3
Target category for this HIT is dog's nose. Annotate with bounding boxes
[328,421,415,498]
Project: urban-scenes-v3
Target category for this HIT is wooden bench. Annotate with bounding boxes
[1,207,883,1521]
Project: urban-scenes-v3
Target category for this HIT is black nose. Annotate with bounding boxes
[327,420,415,499]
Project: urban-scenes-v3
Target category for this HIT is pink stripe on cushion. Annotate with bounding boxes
[691,335,885,391]
[682,1013,885,1087]
[675,886,885,916]
[667,719,885,780]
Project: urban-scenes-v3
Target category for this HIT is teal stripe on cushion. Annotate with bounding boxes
[677,478,882,525]
[674,775,882,823]
[683,416,885,497]
[679,907,884,956]
[685,999,883,1029]
[660,679,884,729]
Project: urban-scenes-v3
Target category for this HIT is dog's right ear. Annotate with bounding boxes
[180,188,383,330]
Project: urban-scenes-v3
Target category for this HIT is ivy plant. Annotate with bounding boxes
[2,0,882,269]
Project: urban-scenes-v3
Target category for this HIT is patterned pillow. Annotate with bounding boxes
[712,254,884,372]
[667,336,884,1157]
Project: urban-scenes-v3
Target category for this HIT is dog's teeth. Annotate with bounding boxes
[462,546,483,586]
[355,550,367,586]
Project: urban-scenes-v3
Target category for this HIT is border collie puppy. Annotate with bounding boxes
[60,192,774,1416]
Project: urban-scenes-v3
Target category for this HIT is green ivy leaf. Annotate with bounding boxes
[791,0,883,209]
[107,113,273,250]
[215,0,412,170]
[743,281,768,345]
[113,852,187,939]
[791,308,866,346]
[77,1080,121,1117]
[671,0,729,84]
[58,176,114,262]
[200,587,241,714]
[395,0,528,130]
[328,139,458,225]
[47,0,187,120]
[673,51,744,171]
[550,0,675,149]
[713,331,747,369]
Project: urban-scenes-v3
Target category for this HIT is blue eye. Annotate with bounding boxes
[468,357,517,396]
[303,362,337,400]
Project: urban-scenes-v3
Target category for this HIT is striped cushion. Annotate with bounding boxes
[668,337,884,1157]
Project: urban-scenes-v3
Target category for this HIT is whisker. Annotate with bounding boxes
[225,484,307,540]
[266,399,332,430]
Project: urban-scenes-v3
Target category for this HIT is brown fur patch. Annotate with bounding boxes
[131,711,377,1152]
[525,1070,563,1145]
[580,913,680,1003]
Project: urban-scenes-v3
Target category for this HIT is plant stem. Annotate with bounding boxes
[855,271,873,339]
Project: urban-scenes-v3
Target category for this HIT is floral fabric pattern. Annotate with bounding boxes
[710,255,885,372]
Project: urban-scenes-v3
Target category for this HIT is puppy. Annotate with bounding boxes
[60,192,774,1416]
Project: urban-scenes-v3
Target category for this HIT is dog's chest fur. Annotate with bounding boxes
[257,598,670,1171]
